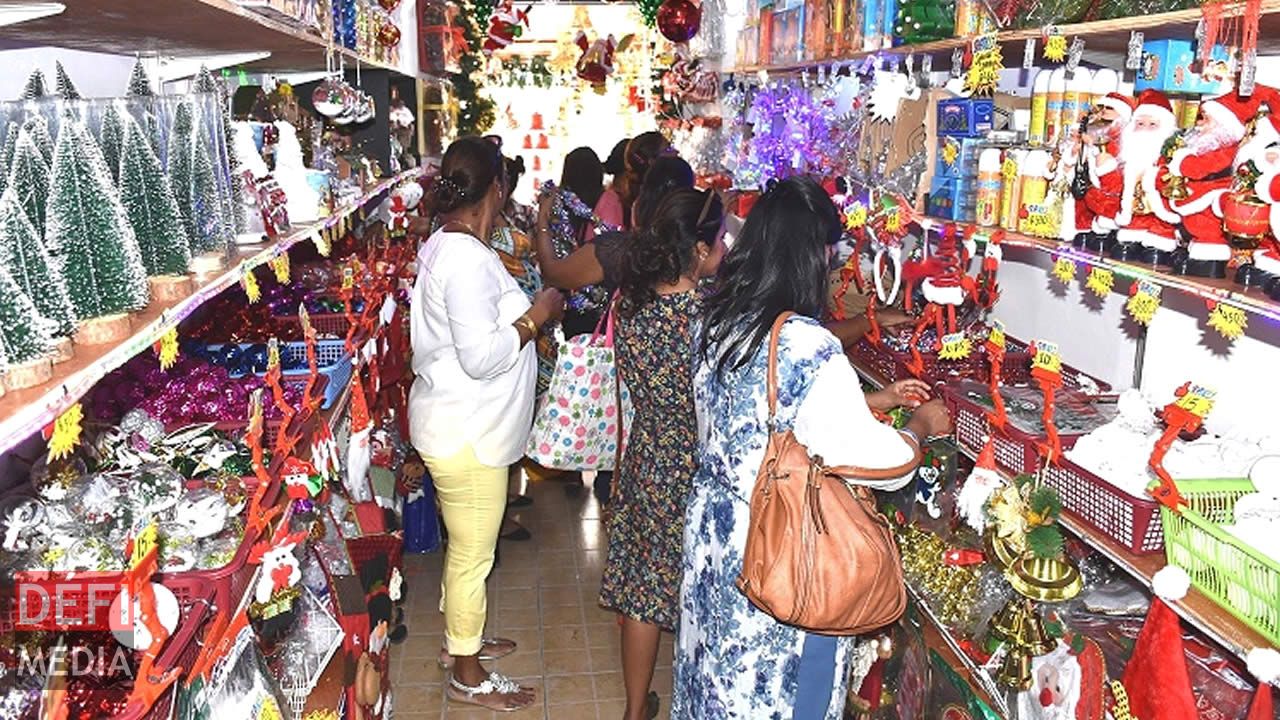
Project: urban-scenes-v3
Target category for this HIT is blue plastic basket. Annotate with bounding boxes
[205,340,354,409]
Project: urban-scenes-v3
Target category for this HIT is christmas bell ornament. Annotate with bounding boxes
[1006,553,1083,602]
[656,0,702,43]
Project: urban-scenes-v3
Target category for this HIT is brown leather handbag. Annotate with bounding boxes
[736,313,921,635]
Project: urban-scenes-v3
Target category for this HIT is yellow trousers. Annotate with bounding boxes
[422,444,507,656]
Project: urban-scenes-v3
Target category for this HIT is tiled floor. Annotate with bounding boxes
[389,479,675,719]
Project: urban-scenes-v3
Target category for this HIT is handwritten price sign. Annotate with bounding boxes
[1085,267,1114,298]
[1051,256,1076,284]
[987,319,1007,350]
[1174,383,1216,419]
[939,332,973,360]
[1206,301,1247,340]
[1031,340,1062,375]
[1126,280,1161,325]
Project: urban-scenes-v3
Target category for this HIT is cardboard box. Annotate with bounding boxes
[1135,39,1232,95]
[771,7,805,64]
[937,97,994,138]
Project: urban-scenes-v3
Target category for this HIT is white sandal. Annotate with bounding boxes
[446,671,534,712]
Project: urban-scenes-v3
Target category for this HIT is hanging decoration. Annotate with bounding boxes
[455,3,498,135]
[1200,0,1263,94]
[377,0,400,10]
[575,32,628,92]
[483,0,532,55]
[638,0,664,27]
[377,18,401,48]
[1042,26,1067,62]
[662,49,719,104]
[657,0,702,43]
[965,33,1003,96]
[689,0,725,58]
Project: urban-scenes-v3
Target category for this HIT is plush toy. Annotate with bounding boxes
[247,520,309,646]
[483,0,531,55]
[1016,636,1106,720]
[575,31,628,92]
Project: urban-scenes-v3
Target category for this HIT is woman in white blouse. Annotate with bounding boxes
[409,136,563,712]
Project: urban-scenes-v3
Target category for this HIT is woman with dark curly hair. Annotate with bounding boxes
[599,188,726,720]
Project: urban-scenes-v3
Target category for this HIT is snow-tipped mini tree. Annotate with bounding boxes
[98,102,125,183]
[126,59,163,156]
[55,62,80,100]
[0,122,18,195]
[119,114,190,277]
[21,69,47,100]
[168,101,225,255]
[0,189,76,338]
[0,264,55,365]
[45,119,149,320]
[193,66,246,236]
[21,115,53,167]
[6,130,50,239]
[127,58,153,97]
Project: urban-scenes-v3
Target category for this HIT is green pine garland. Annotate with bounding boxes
[0,263,55,365]
[6,130,51,239]
[454,5,496,136]
[0,189,77,338]
[638,0,663,27]
[119,114,191,277]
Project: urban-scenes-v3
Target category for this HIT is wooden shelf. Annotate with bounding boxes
[851,343,1277,660]
[926,217,1280,323]
[0,0,426,79]
[735,0,1280,74]
[0,169,423,458]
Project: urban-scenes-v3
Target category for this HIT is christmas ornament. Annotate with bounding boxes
[377,0,400,11]
[482,0,531,55]
[377,19,401,48]
[656,0,701,43]
[575,32,624,92]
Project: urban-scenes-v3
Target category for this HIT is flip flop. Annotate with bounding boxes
[437,637,518,669]
[446,671,535,712]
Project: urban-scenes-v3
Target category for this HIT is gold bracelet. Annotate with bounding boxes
[515,314,538,338]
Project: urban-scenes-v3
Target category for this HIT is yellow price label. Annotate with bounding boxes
[844,202,867,230]
[941,138,960,167]
[938,332,973,360]
[1173,383,1216,418]
[267,338,280,370]
[155,327,179,371]
[299,304,314,338]
[256,696,284,720]
[1001,158,1018,184]
[312,229,331,258]
[130,521,159,569]
[1044,33,1067,62]
[1023,208,1058,238]
[885,209,902,234]
[47,403,84,462]
[1207,302,1247,340]
[1085,267,1114,298]
[1051,256,1076,284]
[1031,340,1062,374]
[342,266,355,291]
[987,319,1006,350]
[269,254,290,284]
[241,269,261,304]
[1125,280,1162,326]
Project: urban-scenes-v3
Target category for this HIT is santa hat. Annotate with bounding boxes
[1120,581,1199,720]
[1201,90,1266,140]
[1132,88,1176,127]
[1095,91,1136,123]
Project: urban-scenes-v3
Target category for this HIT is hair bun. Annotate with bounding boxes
[433,174,468,212]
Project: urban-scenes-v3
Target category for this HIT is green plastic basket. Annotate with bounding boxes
[1159,478,1280,646]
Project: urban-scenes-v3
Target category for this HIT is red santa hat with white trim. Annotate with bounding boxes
[1094,91,1136,123]
[1133,88,1176,126]
[1119,567,1200,720]
[1201,88,1273,141]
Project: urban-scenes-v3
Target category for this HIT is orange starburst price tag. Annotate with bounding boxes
[844,202,867,230]
[1085,267,1114,298]
[939,332,972,360]
[1043,28,1067,62]
[154,327,179,370]
[1051,256,1076,284]
[1126,280,1161,325]
[1173,382,1216,419]
[46,403,84,462]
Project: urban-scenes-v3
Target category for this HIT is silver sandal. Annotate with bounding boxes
[436,637,517,669]
[446,671,534,712]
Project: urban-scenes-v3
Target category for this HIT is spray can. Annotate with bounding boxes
[1088,68,1119,111]
[1061,69,1092,135]
[1028,70,1051,146]
[1044,67,1067,147]
[1018,149,1052,235]
[975,148,1003,226]
[999,148,1027,231]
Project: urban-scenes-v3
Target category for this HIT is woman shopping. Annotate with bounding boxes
[601,189,726,720]
[671,177,951,720]
[408,136,564,712]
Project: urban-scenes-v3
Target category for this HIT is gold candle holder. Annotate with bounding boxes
[1006,553,1084,602]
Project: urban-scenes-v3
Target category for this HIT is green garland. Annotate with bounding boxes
[454,4,496,136]
[638,0,663,27]
[490,56,554,89]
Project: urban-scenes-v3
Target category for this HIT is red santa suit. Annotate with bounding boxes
[1113,90,1182,263]
[1075,92,1134,250]
[1244,116,1280,289]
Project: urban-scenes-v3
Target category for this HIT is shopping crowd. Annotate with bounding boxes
[407,133,952,719]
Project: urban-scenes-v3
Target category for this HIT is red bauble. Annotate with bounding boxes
[656,0,701,43]
[378,21,401,47]
[377,0,401,10]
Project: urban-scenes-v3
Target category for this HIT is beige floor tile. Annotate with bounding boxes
[585,623,620,649]
[496,568,540,589]
[539,585,584,607]
[545,674,596,704]
[591,671,626,701]
[497,627,543,655]
[583,605,618,626]
[542,649,592,675]
[538,550,579,568]
[548,702,599,720]
[651,667,674,696]
[541,604,586,628]
[396,682,445,712]
[543,625,590,653]
[588,644,622,673]
[490,649,544,678]
[496,587,539,611]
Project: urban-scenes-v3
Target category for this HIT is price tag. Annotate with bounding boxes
[1051,256,1076,283]
[939,332,972,360]
[987,319,1007,350]
[1043,27,1067,62]
[885,208,903,234]
[1174,382,1216,419]
[1031,341,1062,375]
[267,338,280,371]
[342,266,355,291]
[154,327,179,370]
[269,254,290,284]
[311,229,331,257]
[1207,301,1247,340]
[941,138,960,168]
[241,269,261,304]
[46,403,84,462]
[129,521,159,569]
[299,305,314,339]
[1126,280,1162,325]
[1085,267,1114,298]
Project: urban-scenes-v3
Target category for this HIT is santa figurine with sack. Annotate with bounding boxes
[1161,90,1271,278]
[1073,92,1134,253]
[575,32,621,92]
[1235,113,1280,295]
[482,0,531,55]
[1111,89,1184,266]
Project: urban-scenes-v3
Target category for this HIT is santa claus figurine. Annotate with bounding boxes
[1073,92,1134,253]
[482,0,531,56]
[575,32,617,91]
[1111,89,1183,265]
[1236,114,1280,295]
[1162,91,1268,278]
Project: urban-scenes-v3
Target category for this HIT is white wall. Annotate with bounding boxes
[0,47,137,100]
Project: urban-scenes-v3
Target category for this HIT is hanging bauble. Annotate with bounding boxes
[377,0,401,10]
[378,20,401,47]
[657,0,701,43]
[312,78,345,117]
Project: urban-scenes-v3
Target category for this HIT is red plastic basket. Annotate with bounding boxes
[848,337,1025,386]
[274,312,353,339]
[345,531,404,578]
[1042,458,1165,555]
[117,577,217,720]
[944,388,1089,475]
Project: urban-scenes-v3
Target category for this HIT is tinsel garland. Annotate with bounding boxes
[540,180,618,313]
[454,5,496,136]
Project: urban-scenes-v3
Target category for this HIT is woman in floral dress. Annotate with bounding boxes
[600,189,726,720]
[673,178,951,719]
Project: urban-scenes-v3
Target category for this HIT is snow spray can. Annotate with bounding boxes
[1028,70,1051,146]
[999,148,1027,231]
[976,148,1003,226]
[1018,149,1052,235]
[1043,67,1067,147]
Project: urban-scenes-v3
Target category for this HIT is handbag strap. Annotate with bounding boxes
[765,311,923,480]
[589,291,621,347]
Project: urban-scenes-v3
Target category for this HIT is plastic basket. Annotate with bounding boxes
[205,340,352,409]
[117,576,217,720]
[275,311,352,339]
[345,531,404,578]
[1160,478,1280,646]
[1042,458,1165,555]
[945,387,1090,475]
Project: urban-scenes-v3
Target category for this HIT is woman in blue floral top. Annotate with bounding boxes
[673,177,951,719]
